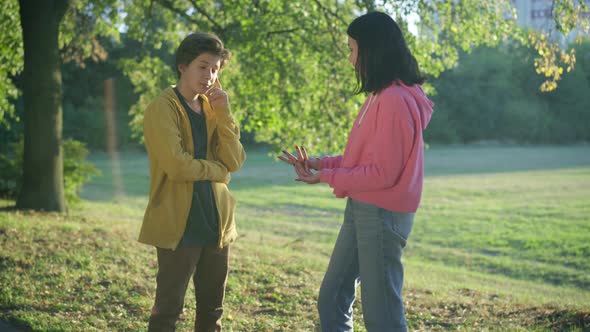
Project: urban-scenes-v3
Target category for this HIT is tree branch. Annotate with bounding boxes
[311,0,346,57]
[156,0,224,36]
[187,0,225,36]
[156,0,205,29]
[266,28,300,38]
[312,0,348,26]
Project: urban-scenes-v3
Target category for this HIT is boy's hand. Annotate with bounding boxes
[206,79,229,110]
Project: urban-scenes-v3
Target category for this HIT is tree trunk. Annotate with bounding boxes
[16,0,69,212]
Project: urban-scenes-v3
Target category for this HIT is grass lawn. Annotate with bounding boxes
[1,144,589,331]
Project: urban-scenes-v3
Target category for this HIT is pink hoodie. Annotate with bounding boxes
[319,82,434,213]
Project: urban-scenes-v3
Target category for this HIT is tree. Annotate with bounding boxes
[7,0,121,212]
[120,0,589,153]
[16,0,70,211]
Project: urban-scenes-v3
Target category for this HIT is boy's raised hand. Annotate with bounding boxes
[206,78,229,110]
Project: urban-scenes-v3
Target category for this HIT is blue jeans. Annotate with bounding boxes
[318,198,414,332]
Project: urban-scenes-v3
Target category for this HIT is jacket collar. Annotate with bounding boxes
[165,86,216,120]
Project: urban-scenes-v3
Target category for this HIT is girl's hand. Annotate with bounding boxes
[206,79,229,110]
[278,145,320,172]
[298,146,321,170]
[278,145,321,184]
[307,157,321,170]
[278,149,310,177]
[295,172,320,184]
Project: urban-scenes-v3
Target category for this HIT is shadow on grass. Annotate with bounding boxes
[0,316,32,332]
[0,205,17,212]
[406,287,590,331]
[410,244,590,290]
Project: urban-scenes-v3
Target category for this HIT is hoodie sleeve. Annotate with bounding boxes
[143,99,229,183]
[320,155,343,169]
[319,93,415,192]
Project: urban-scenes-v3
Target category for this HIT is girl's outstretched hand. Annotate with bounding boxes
[295,172,320,184]
[278,145,321,184]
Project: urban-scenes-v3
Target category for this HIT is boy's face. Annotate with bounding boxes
[178,52,222,94]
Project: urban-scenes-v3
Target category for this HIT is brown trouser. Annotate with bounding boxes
[148,245,229,332]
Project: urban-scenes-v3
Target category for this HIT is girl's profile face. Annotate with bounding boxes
[347,36,358,68]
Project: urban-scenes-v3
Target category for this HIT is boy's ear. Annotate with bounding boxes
[178,63,186,75]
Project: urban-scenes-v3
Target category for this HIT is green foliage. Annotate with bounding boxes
[63,97,109,149]
[0,0,23,128]
[0,44,141,153]
[120,0,517,152]
[426,40,590,144]
[59,0,122,66]
[62,139,102,203]
[120,54,176,143]
[415,0,521,78]
[116,0,587,152]
[0,147,20,198]
[61,39,140,150]
[0,139,100,203]
[0,0,122,129]
[117,0,364,152]
[0,0,588,152]
[542,40,590,142]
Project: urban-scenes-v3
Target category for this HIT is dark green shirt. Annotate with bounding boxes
[174,87,220,247]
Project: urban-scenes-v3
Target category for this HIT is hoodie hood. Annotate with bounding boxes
[398,82,434,130]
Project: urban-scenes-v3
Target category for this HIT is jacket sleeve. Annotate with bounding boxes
[320,155,343,169]
[143,99,229,183]
[319,94,414,192]
[213,106,246,172]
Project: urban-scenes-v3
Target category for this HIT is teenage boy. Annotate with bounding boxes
[139,32,246,332]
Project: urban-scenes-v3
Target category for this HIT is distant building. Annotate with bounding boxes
[510,0,589,44]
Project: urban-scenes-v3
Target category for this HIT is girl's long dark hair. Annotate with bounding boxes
[347,11,425,94]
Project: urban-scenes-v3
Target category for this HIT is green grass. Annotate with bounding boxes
[1,144,589,331]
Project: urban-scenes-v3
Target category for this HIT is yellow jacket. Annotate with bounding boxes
[139,87,246,249]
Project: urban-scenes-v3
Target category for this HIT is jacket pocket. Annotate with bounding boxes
[211,182,237,236]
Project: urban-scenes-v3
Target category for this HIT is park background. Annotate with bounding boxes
[1,0,589,331]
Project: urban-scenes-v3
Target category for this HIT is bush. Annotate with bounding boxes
[0,138,24,198]
[62,139,101,203]
[423,106,460,144]
[0,138,100,203]
[428,40,590,144]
